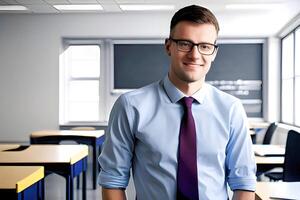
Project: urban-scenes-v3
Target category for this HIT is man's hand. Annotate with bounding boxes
[102,188,126,200]
[232,190,255,200]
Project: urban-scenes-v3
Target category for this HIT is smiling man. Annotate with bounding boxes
[98,5,256,200]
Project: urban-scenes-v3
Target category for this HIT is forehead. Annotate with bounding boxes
[171,21,217,43]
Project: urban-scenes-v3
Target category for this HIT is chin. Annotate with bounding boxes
[181,75,202,83]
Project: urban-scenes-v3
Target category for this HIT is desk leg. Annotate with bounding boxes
[66,176,70,200]
[77,175,80,189]
[93,143,97,189]
[251,134,256,144]
[66,175,74,200]
[40,179,45,200]
[83,170,87,200]
[70,176,74,200]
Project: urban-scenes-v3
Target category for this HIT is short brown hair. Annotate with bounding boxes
[170,5,219,34]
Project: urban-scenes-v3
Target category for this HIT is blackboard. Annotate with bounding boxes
[114,43,169,89]
[206,43,263,117]
[207,44,262,80]
[113,42,263,117]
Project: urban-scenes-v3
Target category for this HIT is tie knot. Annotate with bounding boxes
[182,97,194,108]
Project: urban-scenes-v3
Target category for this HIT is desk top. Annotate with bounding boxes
[0,144,21,151]
[0,166,44,193]
[0,144,88,164]
[71,127,96,131]
[256,182,300,200]
[253,144,285,157]
[248,121,270,129]
[254,144,285,165]
[31,130,105,138]
[255,156,284,165]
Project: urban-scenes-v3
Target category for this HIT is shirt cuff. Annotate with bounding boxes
[98,170,129,189]
[228,177,256,192]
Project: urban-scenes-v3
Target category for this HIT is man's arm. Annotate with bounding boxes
[98,95,135,197]
[102,188,126,200]
[226,101,257,193]
[232,190,255,200]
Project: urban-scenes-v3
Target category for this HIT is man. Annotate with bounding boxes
[98,5,256,200]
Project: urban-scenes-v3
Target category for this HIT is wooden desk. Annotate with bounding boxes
[255,155,284,175]
[254,144,285,174]
[249,121,270,129]
[0,144,20,151]
[256,182,300,200]
[0,144,88,200]
[0,166,44,200]
[30,130,105,189]
[253,144,285,157]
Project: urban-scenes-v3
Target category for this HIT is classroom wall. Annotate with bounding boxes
[0,13,172,142]
[0,12,282,142]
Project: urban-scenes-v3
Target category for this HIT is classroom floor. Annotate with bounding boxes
[45,150,136,200]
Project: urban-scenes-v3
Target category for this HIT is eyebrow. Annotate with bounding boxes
[172,38,216,45]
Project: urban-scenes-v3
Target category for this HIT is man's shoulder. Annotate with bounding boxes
[120,81,162,105]
[205,83,240,105]
[204,83,246,121]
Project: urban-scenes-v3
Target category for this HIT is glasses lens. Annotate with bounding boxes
[198,44,215,55]
[177,40,193,52]
[172,38,216,55]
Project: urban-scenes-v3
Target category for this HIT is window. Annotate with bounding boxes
[281,26,300,126]
[60,44,101,124]
[295,28,300,125]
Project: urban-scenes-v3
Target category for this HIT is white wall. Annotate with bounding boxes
[0,12,288,142]
[264,37,281,122]
[0,13,172,142]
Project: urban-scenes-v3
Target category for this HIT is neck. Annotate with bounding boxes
[168,74,204,96]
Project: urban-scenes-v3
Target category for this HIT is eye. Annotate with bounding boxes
[199,44,213,50]
[178,41,192,48]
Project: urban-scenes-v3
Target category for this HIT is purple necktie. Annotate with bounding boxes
[177,97,199,200]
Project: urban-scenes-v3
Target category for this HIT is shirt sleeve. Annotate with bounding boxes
[98,94,135,189]
[226,100,257,192]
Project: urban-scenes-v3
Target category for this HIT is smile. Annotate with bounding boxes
[183,62,203,67]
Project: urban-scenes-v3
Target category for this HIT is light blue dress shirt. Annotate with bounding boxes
[98,76,256,200]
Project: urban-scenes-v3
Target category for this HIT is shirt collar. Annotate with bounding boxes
[162,75,206,104]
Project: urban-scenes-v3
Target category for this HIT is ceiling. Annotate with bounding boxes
[0,0,299,14]
[0,0,300,37]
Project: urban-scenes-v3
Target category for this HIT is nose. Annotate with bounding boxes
[188,45,202,60]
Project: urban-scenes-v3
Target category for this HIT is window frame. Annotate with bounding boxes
[59,39,106,125]
[280,25,300,127]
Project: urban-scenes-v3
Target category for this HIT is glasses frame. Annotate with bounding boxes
[168,37,218,55]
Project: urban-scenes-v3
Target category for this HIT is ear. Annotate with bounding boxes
[165,38,171,56]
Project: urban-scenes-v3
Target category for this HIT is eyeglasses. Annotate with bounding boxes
[169,37,218,55]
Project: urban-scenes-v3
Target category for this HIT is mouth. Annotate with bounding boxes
[183,62,203,68]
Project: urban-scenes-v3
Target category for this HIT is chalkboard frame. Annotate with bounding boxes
[110,39,166,94]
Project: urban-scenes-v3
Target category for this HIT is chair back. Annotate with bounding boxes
[283,130,300,181]
[262,122,278,144]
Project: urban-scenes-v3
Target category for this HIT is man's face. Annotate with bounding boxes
[165,21,218,85]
